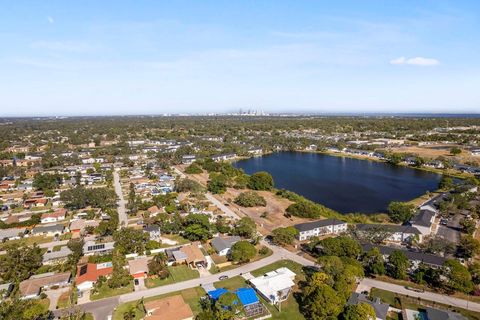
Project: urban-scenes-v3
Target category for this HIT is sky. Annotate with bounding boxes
[0,0,479,116]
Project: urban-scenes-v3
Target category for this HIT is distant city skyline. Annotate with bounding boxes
[1,1,479,116]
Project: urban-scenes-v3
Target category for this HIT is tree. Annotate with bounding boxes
[387,201,415,223]
[33,172,62,191]
[148,253,169,279]
[301,283,343,319]
[457,235,480,259]
[175,178,204,193]
[271,227,298,246]
[207,173,228,194]
[230,241,256,263]
[444,259,474,293]
[387,250,409,280]
[450,147,462,155]
[234,191,266,207]
[248,171,274,190]
[185,163,203,174]
[66,238,84,273]
[341,303,376,320]
[0,244,43,282]
[439,176,454,190]
[0,298,51,320]
[183,224,211,241]
[233,217,256,238]
[113,228,148,254]
[460,218,476,235]
[107,251,132,289]
[362,247,385,276]
[317,236,361,259]
[352,225,393,245]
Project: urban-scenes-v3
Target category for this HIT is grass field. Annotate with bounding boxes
[144,265,199,288]
[90,282,134,301]
[0,235,53,250]
[112,287,205,320]
[250,259,304,277]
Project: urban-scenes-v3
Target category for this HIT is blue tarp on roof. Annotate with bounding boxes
[236,288,259,306]
[208,288,228,300]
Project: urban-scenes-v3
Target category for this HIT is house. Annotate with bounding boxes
[207,287,267,318]
[247,148,263,156]
[356,224,423,244]
[211,153,237,162]
[294,218,348,241]
[181,155,196,165]
[0,283,13,300]
[76,262,113,292]
[69,219,99,236]
[144,295,194,320]
[347,292,389,320]
[23,198,47,209]
[83,241,115,255]
[19,272,71,299]
[31,224,65,237]
[147,205,162,216]
[43,246,72,265]
[409,209,436,236]
[0,227,26,241]
[40,208,67,224]
[144,225,161,240]
[179,243,207,269]
[128,256,149,279]
[249,267,296,304]
[361,244,446,270]
[210,236,241,256]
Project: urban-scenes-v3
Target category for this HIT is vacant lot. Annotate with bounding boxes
[145,265,199,288]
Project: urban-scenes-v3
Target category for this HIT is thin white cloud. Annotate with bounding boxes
[31,41,95,53]
[47,16,54,24]
[390,56,439,66]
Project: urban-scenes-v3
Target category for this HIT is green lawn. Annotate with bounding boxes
[251,259,304,277]
[90,283,134,301]
[214,276,247,291]
[56,289,77,309]
[112,287,206,320]
[0,236,53,251]
[161,233,190,246]
[371,288,480,320]
[145,265,199,288]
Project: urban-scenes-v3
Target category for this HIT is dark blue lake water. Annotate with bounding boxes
[234,152,442,214]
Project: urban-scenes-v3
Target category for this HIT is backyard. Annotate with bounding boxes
[144,265,199,288]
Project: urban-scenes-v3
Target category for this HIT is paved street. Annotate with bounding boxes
[205,193,241,221]
[113,170,128,229]
[357,277,480,312]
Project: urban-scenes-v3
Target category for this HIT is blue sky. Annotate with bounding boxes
[0,1,479,116]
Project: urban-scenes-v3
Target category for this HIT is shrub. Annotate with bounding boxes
[248,171,274,190]
[234,191,267,207]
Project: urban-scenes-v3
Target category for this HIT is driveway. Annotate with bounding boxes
[45,287,71,311]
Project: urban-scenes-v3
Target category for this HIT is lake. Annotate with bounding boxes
[234,152,442,214]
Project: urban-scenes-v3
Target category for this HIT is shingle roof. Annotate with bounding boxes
[356,223,421,234]
[361,244,446,267]
[425,307,468,320]
[211,236,241,252]
[347,292,389,320]
[410,210,435,227]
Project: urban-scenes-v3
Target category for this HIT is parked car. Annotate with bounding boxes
[219,275,229,280]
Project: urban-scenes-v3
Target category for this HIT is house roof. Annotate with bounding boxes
[32,224,65,234]
[211,236,241,253]
[144,295,194,320]
[128,257,149,275]
[410,210,435,227]
[41,208,67,219]
[425,307,468,320]
[43,246,72,262]
[347,292,389,320]
[0,227,26,239]
[249,268,295,300]
[144,225,160,233]
[19,272,71,297]
[294,218,346,232]
[361,244,446,267]
[179,244,205,264]
[75,263,113,285]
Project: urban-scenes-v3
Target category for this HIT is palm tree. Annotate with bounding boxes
[123,307,136,320]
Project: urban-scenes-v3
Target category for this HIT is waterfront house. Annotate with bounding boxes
[294,218,348,241]
[181,155,196,165]
[409,209,436,237]
[211,153,237,162]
